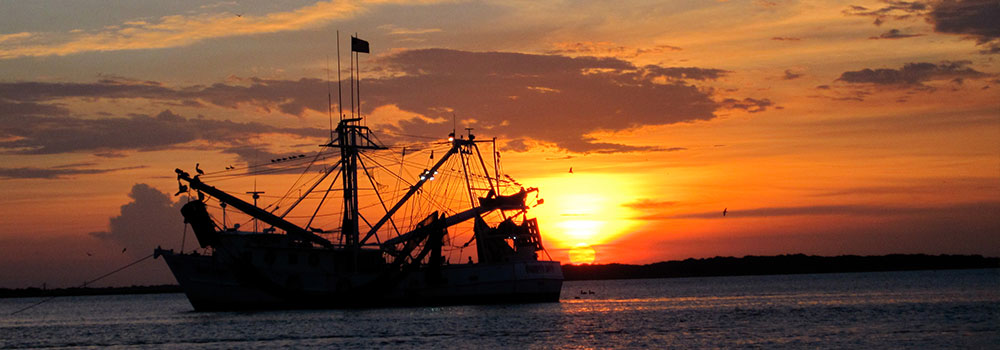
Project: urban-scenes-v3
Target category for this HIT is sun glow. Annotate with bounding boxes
[568,243,596,264]
[528,172,640,264]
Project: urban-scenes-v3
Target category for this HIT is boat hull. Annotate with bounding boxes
[157,249,563,311]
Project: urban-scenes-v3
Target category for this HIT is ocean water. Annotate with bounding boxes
[1,269,997,349]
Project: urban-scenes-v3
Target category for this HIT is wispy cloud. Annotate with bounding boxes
[843,0,929,25]
[379,24,443,35]
[548,41,682,59]
[644,201,1000,220]
[0,0,421,59]
[845,0,1000,53]
[836,61,989,87]
[0,165,146,180]
[0,109,325,155]
[869,28,924,39]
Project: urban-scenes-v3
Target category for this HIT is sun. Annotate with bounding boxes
[526,172,640,263]
[568,243,596,264]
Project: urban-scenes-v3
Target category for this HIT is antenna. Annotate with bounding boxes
[337,30,343,121]
[248,149,263,233]
[349,35,354,120]
[356,32,362,125]
[326,55,333,142]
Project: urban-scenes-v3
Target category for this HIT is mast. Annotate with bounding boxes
[326,118,384,248]
[334,35,373,249]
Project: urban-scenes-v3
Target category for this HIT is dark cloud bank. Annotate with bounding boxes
[846,0,1000,53]
[0,109,326,155]
[837,61,987,87]
[0,49,771,154]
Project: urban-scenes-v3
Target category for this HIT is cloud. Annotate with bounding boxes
[0,1,371,59]
[719,97,774,113]
[379,24,443,35]
[641,66,730,81]
[927,0,1000,53]
[845,1,999,53]
[643,201,1000,220]
[0,165,145,180]
[0,99,69,117]
[90,184,187,257]
[0,77,330,117]
[843,1,929,25]
[771,37,801,41]
[836,61,988,87]
[547,41,683,59]
[869,28,925,39]
[783,70,803,80]
[0,49,758,154]
[362,49,735,153]
[0,109,326,155]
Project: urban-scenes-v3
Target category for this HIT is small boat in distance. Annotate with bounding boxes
[154,38,562,310]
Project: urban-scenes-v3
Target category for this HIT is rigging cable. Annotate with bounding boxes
[9,253,156,315]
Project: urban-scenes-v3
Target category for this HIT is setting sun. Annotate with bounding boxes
[568,243,597,264]
[527,172,641,263]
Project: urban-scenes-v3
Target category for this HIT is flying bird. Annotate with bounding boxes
[122,248,127,253]
[568,167,573,174]
[195,163,205,175]
[723,208,727,216]
[234,12,243,17]
[86,252,93,257]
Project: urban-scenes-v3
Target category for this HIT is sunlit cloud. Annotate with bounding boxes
[642,201,1000,220]
[548,41,682,59]
[0,0,458,59]
[379,24,443,35]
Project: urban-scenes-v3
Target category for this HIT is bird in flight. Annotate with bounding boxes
[569,167,573,174]
[723,208,727,216]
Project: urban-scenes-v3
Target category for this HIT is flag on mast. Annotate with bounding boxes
[351,37,370,53]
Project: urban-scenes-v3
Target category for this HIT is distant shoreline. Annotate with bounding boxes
[2,254,996,298]
[562,254,999,281]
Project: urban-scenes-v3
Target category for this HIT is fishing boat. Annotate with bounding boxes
[153,38,562,310]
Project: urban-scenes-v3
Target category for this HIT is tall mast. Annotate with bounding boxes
[332,35,374,249]
[337,30,343,121]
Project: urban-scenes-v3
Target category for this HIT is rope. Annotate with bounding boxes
[9,253,155,315]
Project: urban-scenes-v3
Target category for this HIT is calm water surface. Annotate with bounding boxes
[1,269,997,349]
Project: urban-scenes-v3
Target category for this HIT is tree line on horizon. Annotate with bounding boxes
[561,253,999,280]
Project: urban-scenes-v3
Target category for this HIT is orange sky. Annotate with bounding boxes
[0,0,998,288]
